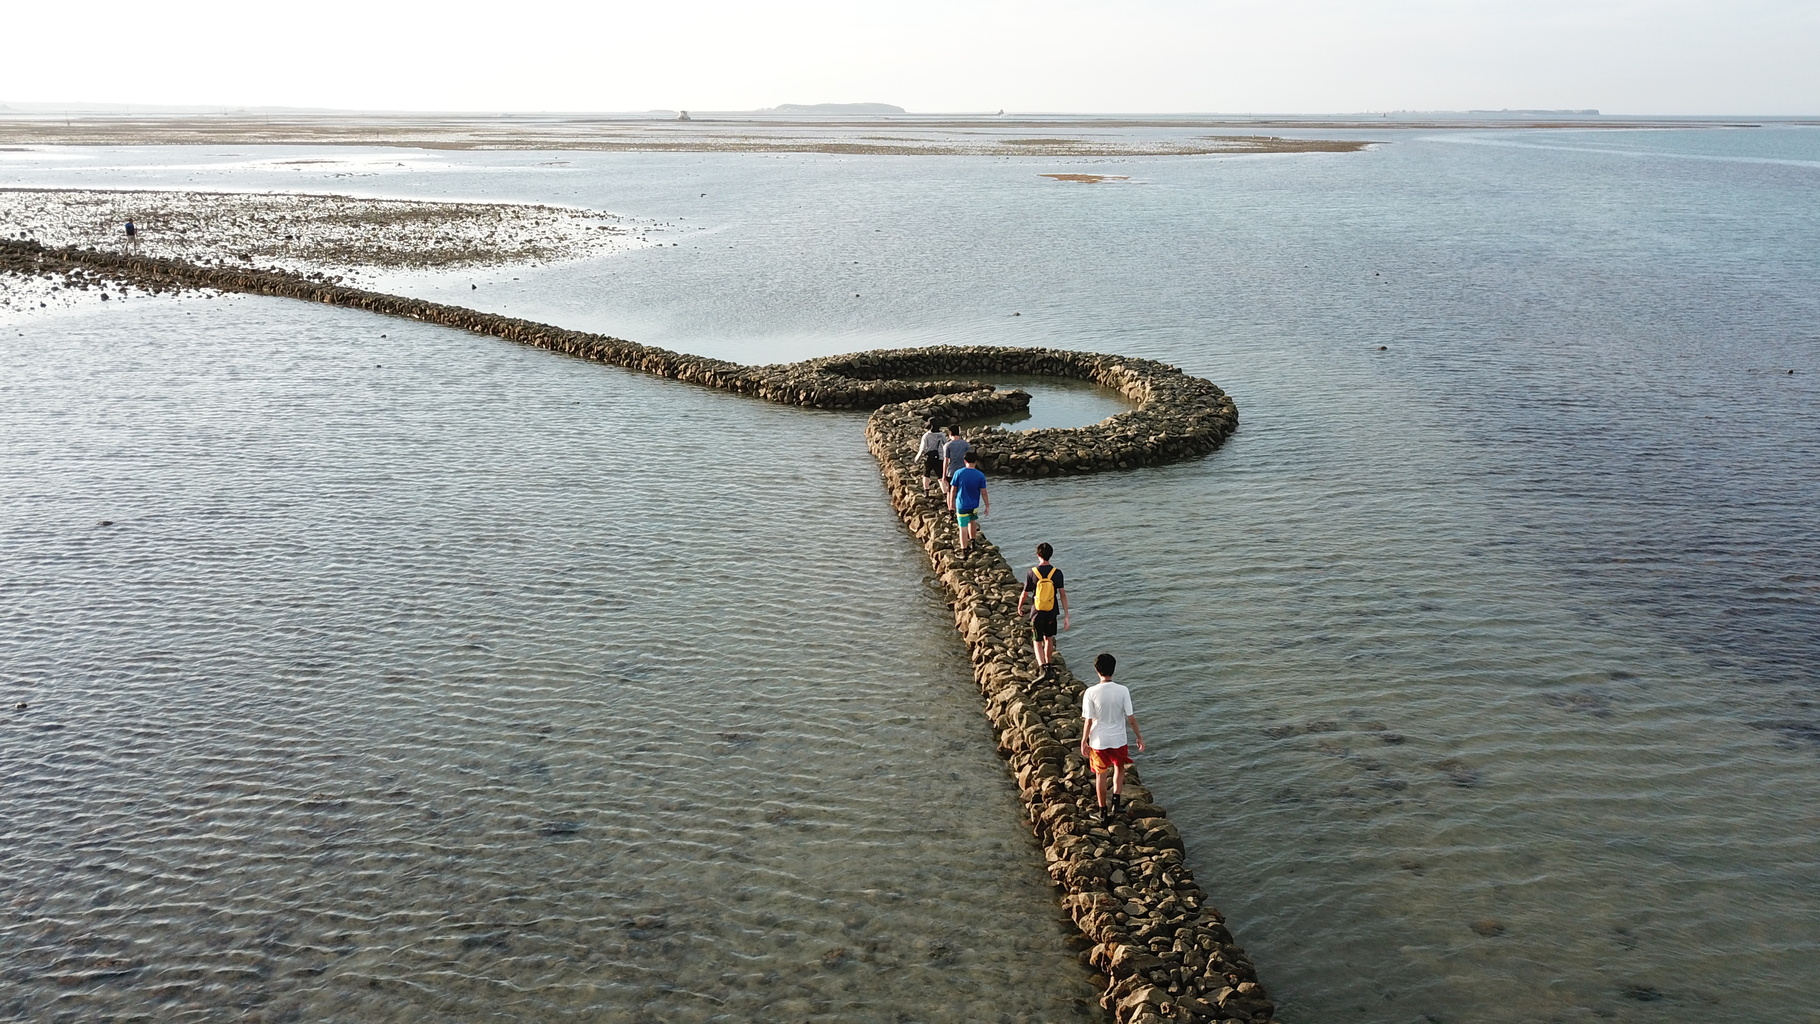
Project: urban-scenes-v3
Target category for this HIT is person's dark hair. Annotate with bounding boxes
[948,425,962,436]
[962,452,978,464]
[927,419,939,430]
[1094,652,1116,678]
[1036,542,1053,560]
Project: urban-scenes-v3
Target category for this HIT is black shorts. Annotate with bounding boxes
[1030,610,1058,639]
[921,452,942,477]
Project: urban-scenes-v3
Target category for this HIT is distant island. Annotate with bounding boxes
[769,102,906,114]
[1467,108,1600,116]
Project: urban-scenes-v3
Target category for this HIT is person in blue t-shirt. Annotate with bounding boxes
[947,451,989,553]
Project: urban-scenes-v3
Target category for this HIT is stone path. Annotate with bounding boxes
[1,239,1274,1024]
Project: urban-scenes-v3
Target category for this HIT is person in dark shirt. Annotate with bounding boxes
[939,425,971,503]
[915,419,946,495]
[1017,542,1070,679]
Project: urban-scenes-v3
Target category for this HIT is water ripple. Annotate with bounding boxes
[0,300,1102,1023]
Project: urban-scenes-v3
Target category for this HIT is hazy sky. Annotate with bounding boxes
[4,0,1816,115]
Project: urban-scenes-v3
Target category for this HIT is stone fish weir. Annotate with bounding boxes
[2,239,1274,1024]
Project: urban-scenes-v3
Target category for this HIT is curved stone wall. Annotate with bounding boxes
[2,239,1271,1023]
[2,243,1239,479]
[853,346,1240,477]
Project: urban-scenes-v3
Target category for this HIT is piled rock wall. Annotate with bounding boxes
[2,242,1238,478]
[866,402,1270,1024]
[855,346,1239,477]
[0,241,993,409]
[2,239,1271,1023]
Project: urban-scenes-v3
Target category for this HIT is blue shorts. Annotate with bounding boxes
[956,507,979,528]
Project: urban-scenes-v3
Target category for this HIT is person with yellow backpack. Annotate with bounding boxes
[1016,542,1070,680]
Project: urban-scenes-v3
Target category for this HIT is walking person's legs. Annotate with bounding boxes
[1086,742,1133,820]
[1030,612,1057,676]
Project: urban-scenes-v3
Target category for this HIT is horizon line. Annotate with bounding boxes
[3,102,1818,121]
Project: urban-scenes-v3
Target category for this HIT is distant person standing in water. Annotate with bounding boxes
[915,419,946,495]
[939,425,970,502]
[948,451,988,553]
[1080,652,1144,823]
[123,220,137,243]
[1017,542,1069,678]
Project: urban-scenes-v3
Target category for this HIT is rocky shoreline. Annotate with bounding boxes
[1,188,649,278]
[1,239,1270,1023]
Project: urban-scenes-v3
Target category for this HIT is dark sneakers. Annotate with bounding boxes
[1095,795,1124,824]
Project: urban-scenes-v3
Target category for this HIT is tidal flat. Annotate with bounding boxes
[0,112,1378,156]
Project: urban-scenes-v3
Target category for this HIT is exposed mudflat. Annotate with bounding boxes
[0,114,1376,156]
[0,187,650,276]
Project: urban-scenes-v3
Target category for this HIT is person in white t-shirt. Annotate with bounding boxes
[1080,651,1145,823]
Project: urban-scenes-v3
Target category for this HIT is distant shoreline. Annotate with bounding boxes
[0,112,1794,155]
[0,114,1395,155]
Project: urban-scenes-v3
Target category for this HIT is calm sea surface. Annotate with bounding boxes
[3,126,1818,1023]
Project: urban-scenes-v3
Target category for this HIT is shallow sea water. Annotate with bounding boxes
[0,299,1102,1023]
[4,126,1820,1023]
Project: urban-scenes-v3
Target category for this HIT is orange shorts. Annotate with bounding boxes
[1088,745,1133,773]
